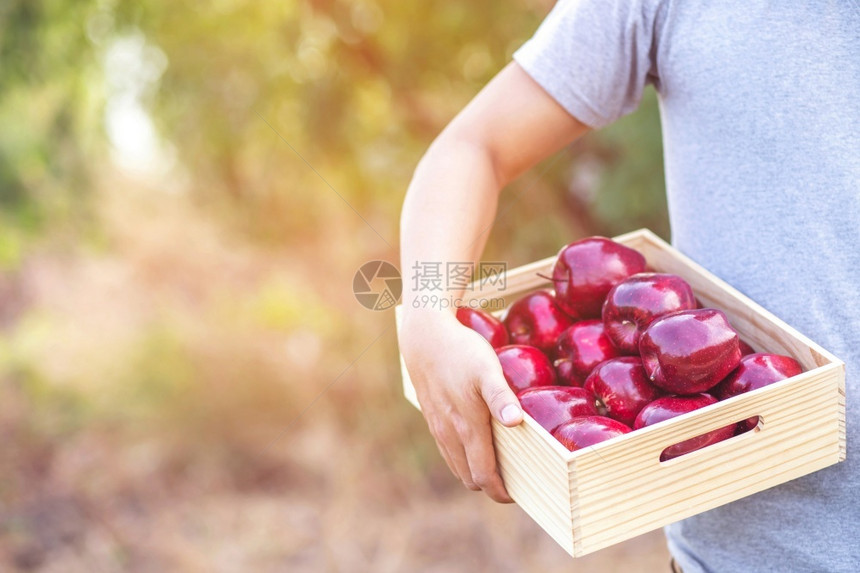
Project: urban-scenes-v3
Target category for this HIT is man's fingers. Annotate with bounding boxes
[456,410,513,503]
[479,374,523,427]
[434,437,466,487]
[448,440,480,491]
[431,418,479,491]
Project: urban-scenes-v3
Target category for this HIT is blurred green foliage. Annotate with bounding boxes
[0,0,673,461]
[590,88,668,238]
[0,0,106,237]
[0,0,669,444]
[0,0,667,250]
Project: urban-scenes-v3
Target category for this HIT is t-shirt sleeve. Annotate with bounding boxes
[513,0,664,129]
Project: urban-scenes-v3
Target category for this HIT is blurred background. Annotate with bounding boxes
[0,1,670,571]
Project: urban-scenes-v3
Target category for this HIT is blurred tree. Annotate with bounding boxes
[108,1,539,245]
[114,0,666,252]
[0,0,667,256]
[582,88,669,239]
[0,0,107,243]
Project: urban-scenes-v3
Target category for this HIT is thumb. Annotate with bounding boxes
[480,374,523,427]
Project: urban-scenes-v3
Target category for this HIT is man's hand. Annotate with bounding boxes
[399,310,523,503]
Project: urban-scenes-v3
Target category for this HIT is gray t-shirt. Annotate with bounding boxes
[514,1,860,571]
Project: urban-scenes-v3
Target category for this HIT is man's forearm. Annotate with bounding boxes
[400,136,502,315]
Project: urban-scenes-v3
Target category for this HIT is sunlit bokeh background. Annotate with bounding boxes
[0,1,670,571]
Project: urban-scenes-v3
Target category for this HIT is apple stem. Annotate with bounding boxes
[537,272,560,282]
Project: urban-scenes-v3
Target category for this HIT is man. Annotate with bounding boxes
[398,1,859,571]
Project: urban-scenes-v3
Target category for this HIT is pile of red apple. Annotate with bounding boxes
[457,237,804,460]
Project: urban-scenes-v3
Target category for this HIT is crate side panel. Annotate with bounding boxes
[570,364,843,556]
[493,419,576,555]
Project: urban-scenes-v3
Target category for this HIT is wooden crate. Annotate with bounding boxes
[396,229,845,557]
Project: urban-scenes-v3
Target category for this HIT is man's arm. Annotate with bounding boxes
[399,62,589,502]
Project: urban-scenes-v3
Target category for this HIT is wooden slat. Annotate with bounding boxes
[493,420,574,554]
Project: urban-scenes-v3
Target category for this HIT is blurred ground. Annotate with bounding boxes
[2,426,670,572]
[0,177,670,572]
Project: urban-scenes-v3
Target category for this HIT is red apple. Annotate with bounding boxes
[503,290,574,353]
[553,320,622,386]
[456,307,508,348]
[554,361,579,390]
[634,394,734,460]
[584,357,665,427]
[602,273,697,354]
[551,237,647,320]
[551,416,632,452]
[517,386,598,433]
[639,309,742,394]
[712,353,803,431]
[714,353,803,399]
[738,339,756,356]
[495,345,556,393]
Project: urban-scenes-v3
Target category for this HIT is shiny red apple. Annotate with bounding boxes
[551,416,632,452]
[551,237,647,320]
[517,386,598,433]
[553,320,622,386]
[713,352,803,431]
[639,309,742,394]
[634,394,734,460]
[602,273,697,354]
[584,357,665,427]
[738,339,756,356]
[503,290,574,353]
[456,307,508,348]
[495,344,556,393]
